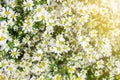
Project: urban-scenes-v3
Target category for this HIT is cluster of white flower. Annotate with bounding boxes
[0,0,120,80]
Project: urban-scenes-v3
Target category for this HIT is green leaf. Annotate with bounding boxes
[7,41,14,49]
[0,51,3,60]
[39,0,47,5]
[0,17,6,21]
[33,21,45,30]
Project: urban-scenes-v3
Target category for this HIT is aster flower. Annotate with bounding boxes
[0,0,120,79]
[23,0,34,11]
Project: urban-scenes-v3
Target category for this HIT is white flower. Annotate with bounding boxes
[23,53,30,60]
[5,0,16,8]
[54,46,63,54]
[0,21,8,33]
[6,64,17,75]
[38,76,44,80]
[22,19,34,32]
[33,7,50,22]
[0,30,11,50]
[0,0,120,79]
[90,5,99,15]
[88,54,97,63]
[39,60,49,72]
[7,19,15,26]
[33,13,41,22]
[11,48,20,58]
[68,66,75,73]
[31,65,41,75]
[100,8,108,15]
[95,70,103,77]
[1,7,12,17]
[14,39,20,47]
[0,7,16,20]
[0,60,7,69]
[47,0,51,5]
[22,35,30,43]
[54,74,61,80]
[56,34,65,42]
[35,5,43,13]
[89,30,98,37]
[8,10,17,21]
[77,6,87,15]
[32,49,43,61]
[4,44,10,52]
[80,15,89,25]
[63,45,70,53]
[97,60,104,69]
[23,0,34,11]
[0,34,7,45]
[78,36,90,45]
[42,31,51,39]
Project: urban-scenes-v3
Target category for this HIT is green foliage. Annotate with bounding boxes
[8,26,19,38]
[33,21,46,30]
[0,17,6,21]
[7,40,14,49]
[0,51,4,60]
[37,0,47,5]
[53,26,65,38]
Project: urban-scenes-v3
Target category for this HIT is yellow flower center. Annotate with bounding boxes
[8,67,13,71]
[49,23,53,26]
[45,34,49,38]
[81,17,85,22]
[1,62,5,67]
[108,63,112,67]
[92,55,96,59]
[79,9,83,13]
[56,75,61,80]
[82,37,86,42]
[71,77,75,80]
[26,17,30,20]
[59,41,63,45]
[77,76,82,80]
[44,41,48,45]
[85,45,89,49]
[41,61,45,67]
[59,20,62,24]
[13,51,17,56]
[69,67,74,73]
[26,21,31,26]
[98,62,102,65]
[5,11,9,16]
[83,55,86,59]
[0,36,5,41]
[26,2,31,7]
[1,28,5,33]
[41,15,45,20]
[11,14,15,19]
[51,16,55,19]
[37,8,41,12]
[40,77,43,80]
[66,26,70,29]
[57,47,61,51]
[36,53,41,57]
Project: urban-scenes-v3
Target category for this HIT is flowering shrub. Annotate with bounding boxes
[0,0,120,80]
